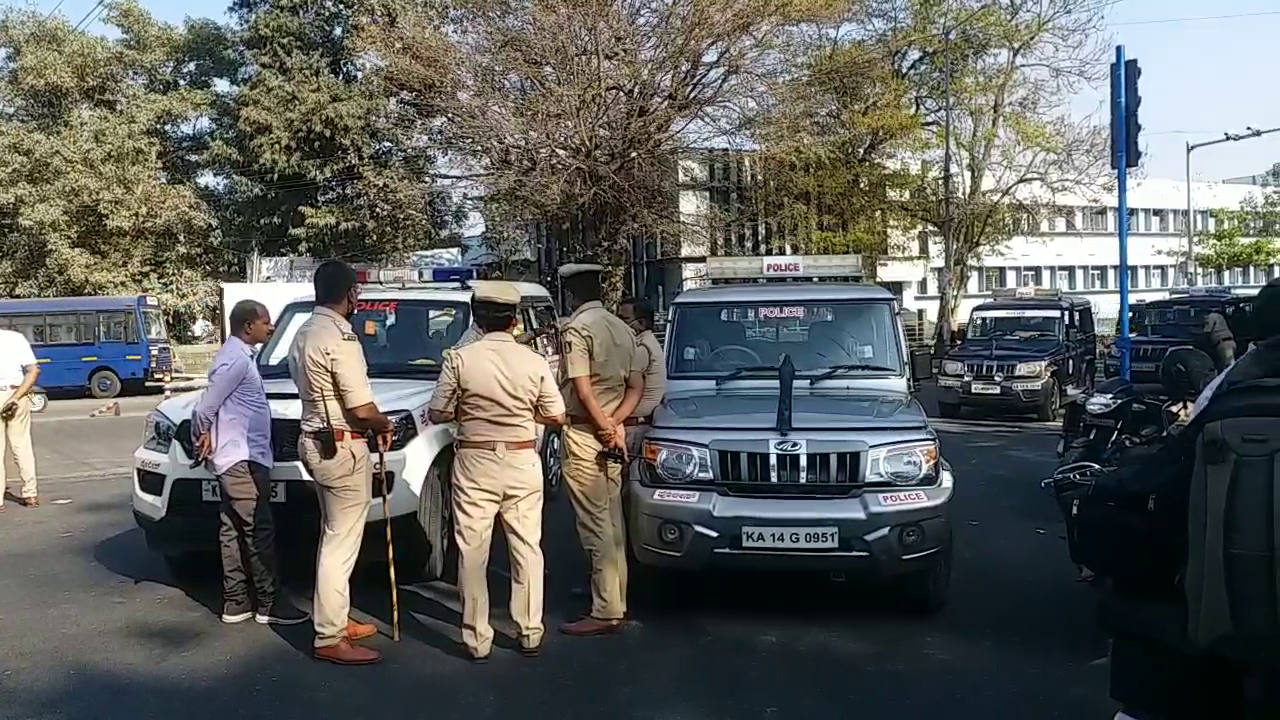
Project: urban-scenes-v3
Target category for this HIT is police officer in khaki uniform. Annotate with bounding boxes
[427,281,566,661]
[289,260,395,666]
[618,297,665,455]
[557,264,646,637]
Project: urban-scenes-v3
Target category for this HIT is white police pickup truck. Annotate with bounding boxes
[132,268,563,580]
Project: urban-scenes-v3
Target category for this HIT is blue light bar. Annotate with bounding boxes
[430,267,476,282]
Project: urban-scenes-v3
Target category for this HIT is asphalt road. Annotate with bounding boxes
[0,395,1113,720]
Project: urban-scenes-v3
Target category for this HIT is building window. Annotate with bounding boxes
[916,278,928,295]
[1050,267,1076,291]
[1172,210,1187,233]
[1085,266,1107,290]
[1197,210,1211,232]
[1117,208,1137,232]
[1142,266,1152,288]
[977,267,1007,292]
[1083,207,1108,232]
[1154,209,1170,232]
[1127,266,1139,288]
[1019,267,1042,287]
[1142,209,1152,232]
[1062,208,1077,232]
[1047,215,1058,232]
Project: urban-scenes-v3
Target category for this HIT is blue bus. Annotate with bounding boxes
[0,295,173,399]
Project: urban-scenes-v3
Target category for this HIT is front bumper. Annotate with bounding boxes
[627,469,953,576]
[935,376,1051,408]
[131,442,423,555]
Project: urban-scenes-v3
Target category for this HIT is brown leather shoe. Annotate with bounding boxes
[313,640,381,665]
[559,616,624,637]
[346,619,377,642]
[20,497,37,508]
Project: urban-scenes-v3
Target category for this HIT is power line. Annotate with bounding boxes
[43,0,66,21]
[1110,10,1280,27]
[73,0,107,32]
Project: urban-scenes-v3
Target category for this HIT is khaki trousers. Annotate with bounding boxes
[452,445,545,657]
[562,424,627,620]
[299,436,371,648]
[0,388,37,502]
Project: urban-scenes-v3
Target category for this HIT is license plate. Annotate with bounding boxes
[1083,416,1117,427]
[200,480,286,503]
[1131,363,1156,372]
[970,382,1001,394]
[741,527,838,550]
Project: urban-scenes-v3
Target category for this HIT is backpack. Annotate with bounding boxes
[1183,377,1280,667]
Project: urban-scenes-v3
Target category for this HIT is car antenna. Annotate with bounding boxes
[775,353,794,436]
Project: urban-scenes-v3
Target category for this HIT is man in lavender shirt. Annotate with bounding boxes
[194,300,308,626]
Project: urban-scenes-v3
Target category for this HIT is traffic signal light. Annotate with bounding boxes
[1124,59,1142,168]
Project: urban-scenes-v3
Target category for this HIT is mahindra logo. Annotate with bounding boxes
[773,440,802,453]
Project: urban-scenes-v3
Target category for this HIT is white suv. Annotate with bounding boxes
[132,280,563,580]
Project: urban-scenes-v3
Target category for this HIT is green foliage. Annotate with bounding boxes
[0,2,229,331]
[213,0,462,262]
[1196,190,1280,271]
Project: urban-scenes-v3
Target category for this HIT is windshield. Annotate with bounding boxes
[966,309,1062,340]
[257,299,471,379]
[1125,303,1214,338]
[667,300,904,376]
[141,309,168,341]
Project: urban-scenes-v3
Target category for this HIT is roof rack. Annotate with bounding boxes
[1168,285,1234,297]
[991,286,1062,300]
[704,254,866,284]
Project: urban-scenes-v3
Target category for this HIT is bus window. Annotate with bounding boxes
[46,313,81,344]
[10,316,45,345]
[140,308,167,340]
[79,314,96,343]
[99,313,129,343]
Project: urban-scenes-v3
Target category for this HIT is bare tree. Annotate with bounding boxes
[906,0,1111,346]
[362,0,809,296]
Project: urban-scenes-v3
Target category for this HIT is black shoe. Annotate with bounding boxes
[519,643,541,658]
[221,602,253,624]
[470,653,490,664]
[255,600,310,626]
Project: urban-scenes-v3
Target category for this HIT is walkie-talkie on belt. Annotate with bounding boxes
[317,395,338,460]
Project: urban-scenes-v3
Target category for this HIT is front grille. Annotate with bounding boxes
[1131,346,1167,361]
[154,345,173,370]
[714,450,862,497]
[963,361,1017,379]
[272,419,302,462]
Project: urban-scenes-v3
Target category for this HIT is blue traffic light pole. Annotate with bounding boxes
[1112,45,1132,382]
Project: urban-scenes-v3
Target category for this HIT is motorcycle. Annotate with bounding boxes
[1056,377,1178,466]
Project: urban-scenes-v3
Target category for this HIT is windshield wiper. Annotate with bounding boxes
[715,364,781,387]
[808,363,897,385]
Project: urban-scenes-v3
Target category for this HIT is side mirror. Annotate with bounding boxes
[910,348,933,380]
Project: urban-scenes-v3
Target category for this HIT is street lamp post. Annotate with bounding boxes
[1184,126,1280,284]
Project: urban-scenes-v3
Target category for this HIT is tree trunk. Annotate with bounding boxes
[932,261,969,354]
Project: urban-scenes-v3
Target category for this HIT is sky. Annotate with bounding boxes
[17,0,1280,184]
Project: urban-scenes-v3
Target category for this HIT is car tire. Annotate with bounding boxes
[938,402,961,419]
[895,546,952,616]
[1035,380,1061,422]
[89,369,122,399]
[404,457,457,584]
[541,427,563,501]
[28,392,47,413]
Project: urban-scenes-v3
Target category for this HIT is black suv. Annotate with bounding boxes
[1106,286,1255,384]
[936,287,1097,421]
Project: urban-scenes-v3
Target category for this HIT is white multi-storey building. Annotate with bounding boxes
[902,178,1271,322]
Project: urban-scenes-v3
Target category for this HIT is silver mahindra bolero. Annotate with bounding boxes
[626,255,954,613]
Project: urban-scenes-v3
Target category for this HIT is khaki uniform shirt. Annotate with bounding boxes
[289,306,375,432]
[632,329,666,418]
[429,333,564,442]
[561,301,645,418]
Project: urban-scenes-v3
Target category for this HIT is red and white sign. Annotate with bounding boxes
[762,256,804,276]
[758,306,806,319]
[877,490,930,507]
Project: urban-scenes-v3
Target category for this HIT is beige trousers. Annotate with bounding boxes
[452,445,545,657]
[0,389,37,502]
[562,423,627,620]
[299,436,371,648]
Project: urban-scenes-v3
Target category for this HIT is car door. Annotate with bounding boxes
[1076,305,1096,384]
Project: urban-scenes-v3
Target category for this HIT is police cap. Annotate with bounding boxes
[470,280,521,306]
[558,263,605,279]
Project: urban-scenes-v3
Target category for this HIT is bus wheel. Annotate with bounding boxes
[89,370,122,399]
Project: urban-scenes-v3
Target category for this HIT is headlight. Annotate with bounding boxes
[866,441,939,486]
[941,360,963,376]
[142,410,177,454]
[1014,360,1047,377]
[642,440,713,484]
[1083,394,1122,414]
